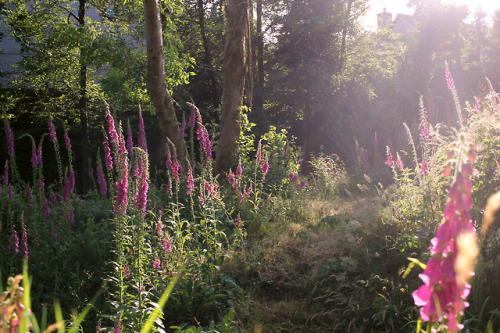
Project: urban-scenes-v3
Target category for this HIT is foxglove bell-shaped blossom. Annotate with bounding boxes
[413,160,477,332]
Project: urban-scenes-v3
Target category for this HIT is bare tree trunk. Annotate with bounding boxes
[337,0,353,74]
[214,0,249,175]
[244,0,253,108]
[255,0,264,112]
[78,0,90,194]
[143,0,187,163]
[197,0,220,109]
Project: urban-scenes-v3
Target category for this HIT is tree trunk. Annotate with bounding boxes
[197,0,220,109]
[78,0,90,194]
[244,0,253,108]
[214,0,249,174]
[255,0,264,113]
[337,0,353,74]
[143,0,187,163]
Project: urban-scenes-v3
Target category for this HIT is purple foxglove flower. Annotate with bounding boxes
[421,159,429,176]
[138,105,147,152]
[96,162,108,195]
[261,154,269,175]
[186,164,194,195]
[3,160,8,185]
[9,229,19,254]
[4,117,14,157]
[171,156,180,182]
[104,137,113,170]
[396,153,404,171]
[105,104,119,145]
[189,106,196,128]
[64,126,72,151]
[236,161,242,178]
[48,118,57,142]
[413,159,477,333]
[31,142,39,169]
[445,61,455,90]
[385,146,393,167]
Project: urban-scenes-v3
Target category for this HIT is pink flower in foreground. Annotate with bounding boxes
[413,159,477,332]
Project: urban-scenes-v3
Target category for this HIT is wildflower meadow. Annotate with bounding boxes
[1,64,500,333]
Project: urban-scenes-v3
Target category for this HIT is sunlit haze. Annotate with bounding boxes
[363,0,500,31]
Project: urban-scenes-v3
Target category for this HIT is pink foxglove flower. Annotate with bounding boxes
[105,103,118,145]
[64,126,72,151]
[385,146,393,167]
[256,141,262,165]
[133,151,149,215]
[31,141,39,169]
[3,160,8,185]
[445,61,455,90]
[261,154,269,175]
[138,105,147,152]
[43,198,50,219]
[104,135,113,170]
[421,159,429,176]
[114,150,129,217]
[189,106,197,128]
[396,153,404,171]
[96,162,108,195]
[236,160,242,178]
[48,118,57,143]
[165,148,172,169]
[235,216,243,227]
[186,164,194,195]
[228,169,236,187]
[4,116,14,157]
[171,155,180,182]
[21,223,28,259]
[413,159,476,333]
[9,228,19,254]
